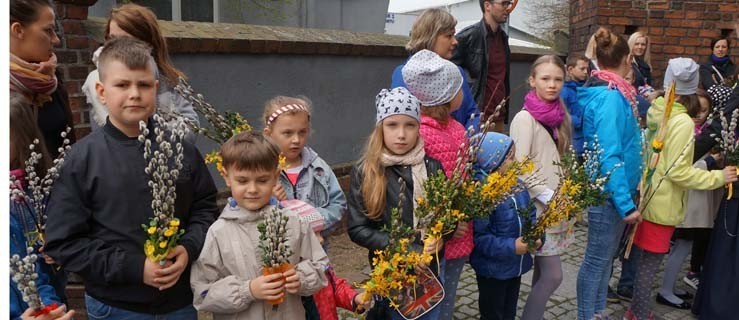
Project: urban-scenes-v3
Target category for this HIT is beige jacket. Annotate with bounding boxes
[510,110,574,233]
[678,158,723,229]
[191,204,328,320]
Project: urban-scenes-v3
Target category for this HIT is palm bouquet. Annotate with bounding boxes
[414,99,537,253]
[173,77,253,172]
[10,247,59,317]
[138,114,188,264]
[520,138,614,251]
[10,128,73,245]
[360,180,433,309]
[257,206,293,307]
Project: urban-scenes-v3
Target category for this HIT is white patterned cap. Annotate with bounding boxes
[375,87,421,124]
[401,49,463,106]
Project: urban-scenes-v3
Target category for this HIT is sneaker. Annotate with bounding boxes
[617,287,633,302]
[607,286,621,303]
[683,272,700,290]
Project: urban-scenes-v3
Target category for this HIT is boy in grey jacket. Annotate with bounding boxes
[191,132,328,319]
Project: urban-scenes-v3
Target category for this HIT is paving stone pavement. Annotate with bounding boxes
[338,222,698,320]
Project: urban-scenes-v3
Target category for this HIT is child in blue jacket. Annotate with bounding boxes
[470,132,540,320]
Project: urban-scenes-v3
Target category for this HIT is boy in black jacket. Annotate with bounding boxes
[44,37,217,318]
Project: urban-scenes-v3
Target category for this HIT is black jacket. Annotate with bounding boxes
[36,71,77,158]
[44,119,218,314]
[452,19,511,123]
[631,56,653,88]
[700,58,736,90]
[347,156,444,264]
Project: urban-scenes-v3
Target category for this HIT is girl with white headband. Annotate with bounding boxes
[262,96,347,241]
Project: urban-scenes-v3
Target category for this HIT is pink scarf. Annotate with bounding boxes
[591,69,639,119]
[10,53,58,106]
[10,169,26,189]
[524,90,565,141]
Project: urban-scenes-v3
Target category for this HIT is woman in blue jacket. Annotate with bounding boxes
[470,132,539,320]
[575,28,643,320]
[390,9,479,131]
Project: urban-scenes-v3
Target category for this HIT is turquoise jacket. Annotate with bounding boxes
[579,79,643,217]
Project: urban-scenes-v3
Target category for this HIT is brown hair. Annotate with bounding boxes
[529,55,573,155]
[10,91,50,175]
[262,95,312,128]
[106,4,185,85]
[405,9,457,54]
[693,88,711,118]
[420,104,452,125]
[359,125,388,220]
[566,53,589,68]
[220,131,281,172]
[678,92,702,119]
[10,0,52,25]
[593,27,630,70]
[97,37,156,81]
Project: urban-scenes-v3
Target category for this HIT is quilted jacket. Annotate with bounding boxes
[419,115,473,259]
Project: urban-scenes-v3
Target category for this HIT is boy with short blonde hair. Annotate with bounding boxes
[45,37,218,318]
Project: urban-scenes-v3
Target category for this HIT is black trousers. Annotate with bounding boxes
[477,275,521,320]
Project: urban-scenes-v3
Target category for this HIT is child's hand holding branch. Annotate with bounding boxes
[250,273,285,301]
[283,266,301,294]
[514,237,541,255]
[154,245,189,290]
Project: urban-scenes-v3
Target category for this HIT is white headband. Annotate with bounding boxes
[266,104,310,126]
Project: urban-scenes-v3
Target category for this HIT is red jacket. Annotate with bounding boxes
[419,115,474,260]
[314,265,360,320]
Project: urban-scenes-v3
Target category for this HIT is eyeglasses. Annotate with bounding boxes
[489,0,513,7]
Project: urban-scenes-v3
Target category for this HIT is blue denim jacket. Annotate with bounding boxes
[279,147,347,231]
[10,201,61,319]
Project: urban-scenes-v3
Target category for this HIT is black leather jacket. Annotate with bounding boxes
[700,58,736,90]
[451,19,511,123]
[347,156,444,264]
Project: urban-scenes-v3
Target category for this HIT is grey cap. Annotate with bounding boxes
[376,87,421,124]
[401,49,463,106]
[663,57,699,95]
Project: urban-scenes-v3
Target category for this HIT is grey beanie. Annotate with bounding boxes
[663,57,699,95]
[401,49,463,106]
[376,87,421,124]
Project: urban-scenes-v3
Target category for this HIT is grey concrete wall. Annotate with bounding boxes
[172,53,534,186]
[219,0,390,34]
[172,53,403,185]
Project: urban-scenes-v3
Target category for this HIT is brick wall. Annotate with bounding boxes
[569,0,739,87]
[55,0,99,139]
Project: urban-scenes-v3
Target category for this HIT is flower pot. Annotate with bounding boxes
[261,262,292,306]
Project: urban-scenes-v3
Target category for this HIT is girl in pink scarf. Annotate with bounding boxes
[510,55,574,320]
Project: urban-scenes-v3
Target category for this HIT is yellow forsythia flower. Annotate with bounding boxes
[169,219,180,227]
[164,228,175,237]
[651,139,664,151]
[147,226,157,235]
[159,241,167,249]
[145,243,155,256]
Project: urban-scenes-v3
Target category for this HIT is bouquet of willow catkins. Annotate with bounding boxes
[138,114,188,264]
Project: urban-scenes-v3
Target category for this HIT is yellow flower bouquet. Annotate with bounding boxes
[520,138,614,251]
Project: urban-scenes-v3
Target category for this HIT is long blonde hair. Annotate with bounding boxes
[530,55,573,155]
[405,9,457,54]
[358,125,387,220]
[628,31,651,68]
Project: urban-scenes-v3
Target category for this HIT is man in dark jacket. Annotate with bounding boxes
[451,0,513,132]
